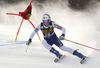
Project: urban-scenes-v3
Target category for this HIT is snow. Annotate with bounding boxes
[0,24,100,68]
[0,0,100,68]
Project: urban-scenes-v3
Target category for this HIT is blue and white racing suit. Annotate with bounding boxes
[29,21,74,54]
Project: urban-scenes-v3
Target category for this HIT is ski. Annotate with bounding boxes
[54,54,66,62]
[80,56,87,64]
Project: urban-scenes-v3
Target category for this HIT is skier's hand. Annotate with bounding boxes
[26,39,32,45]
[59,34,65,40]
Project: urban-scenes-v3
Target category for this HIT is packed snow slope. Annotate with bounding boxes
[0,25,100,68]
[0,0,100,68]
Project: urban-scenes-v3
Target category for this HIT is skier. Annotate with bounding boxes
[26,14,86,60]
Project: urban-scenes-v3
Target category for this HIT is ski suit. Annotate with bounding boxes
[29,21,75,54]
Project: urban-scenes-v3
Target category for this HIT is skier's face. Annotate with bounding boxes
[43,19,50,26]
[44,22,49,26]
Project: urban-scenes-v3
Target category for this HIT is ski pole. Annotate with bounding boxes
[28,19,41,41]
[15,18,24,41]
[30,0,33,4]
[6,13,20,16]
[26,45,29,52]
[64,39,100,51]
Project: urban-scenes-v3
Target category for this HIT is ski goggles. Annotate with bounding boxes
[43,20,50,23]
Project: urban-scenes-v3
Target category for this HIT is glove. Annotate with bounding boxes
[26,39,32,45]
[59,34,65,40]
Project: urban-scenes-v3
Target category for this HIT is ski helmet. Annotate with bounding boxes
[42,14,51,23]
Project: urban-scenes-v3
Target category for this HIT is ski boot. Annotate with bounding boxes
[50,47,62,58]
[73,49,86,59]
[80,56,87,64]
